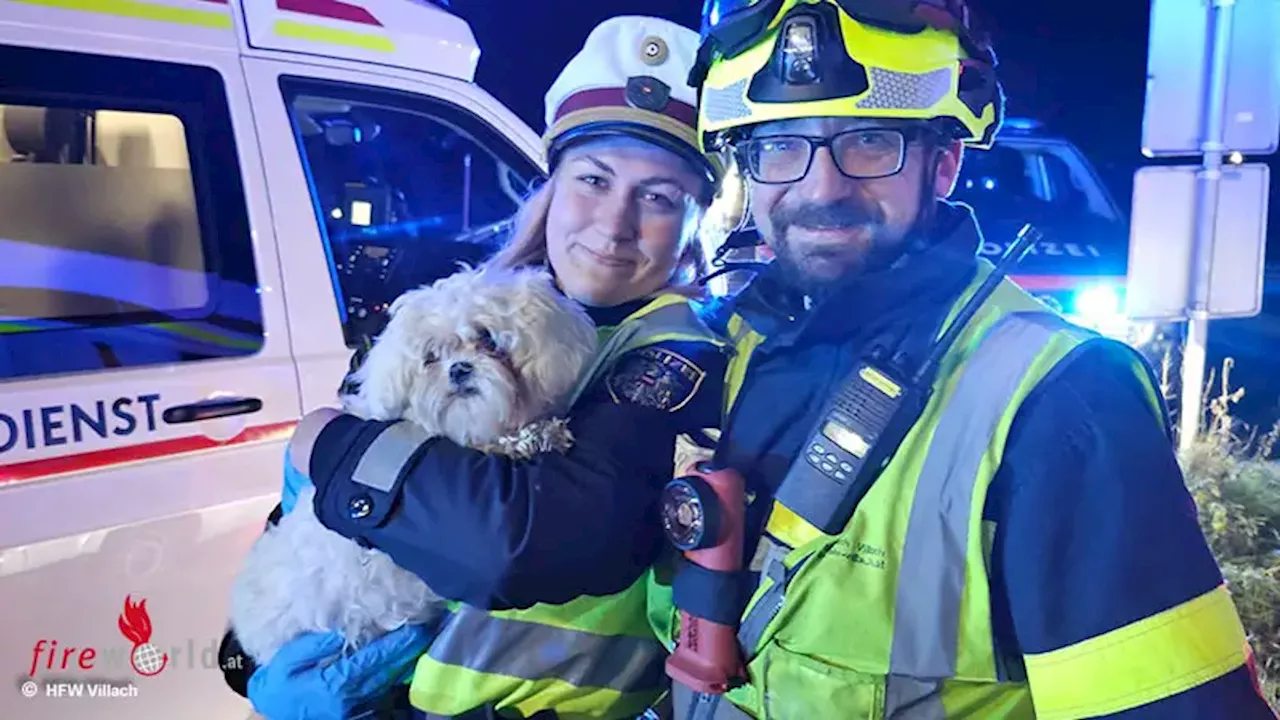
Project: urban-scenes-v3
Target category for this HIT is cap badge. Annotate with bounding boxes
[625,76,672,113]
[640,35,669,66]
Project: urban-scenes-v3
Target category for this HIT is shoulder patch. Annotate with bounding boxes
[607,346,705,413]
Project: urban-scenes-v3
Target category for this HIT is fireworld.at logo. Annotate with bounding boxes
[28,595,172,679]
[116,596,169,676]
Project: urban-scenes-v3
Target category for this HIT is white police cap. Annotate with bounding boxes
[543,15,719,190]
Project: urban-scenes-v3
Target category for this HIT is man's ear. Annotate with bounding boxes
[934,140,965,198]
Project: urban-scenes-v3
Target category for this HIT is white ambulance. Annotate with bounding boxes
[0,1,544,717]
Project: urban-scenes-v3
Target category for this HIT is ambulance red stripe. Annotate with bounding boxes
[276,0,383,26]
[0,420,297,485]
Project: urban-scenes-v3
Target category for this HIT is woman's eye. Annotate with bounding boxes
[423,350,438,366]
[642,192,679,211]
[577,174,607,189]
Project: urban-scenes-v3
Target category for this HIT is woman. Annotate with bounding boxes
[221,15,729,720]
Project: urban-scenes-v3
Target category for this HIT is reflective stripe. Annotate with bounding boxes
[889,312,1066,678]
[11,0,233,28]
[737,551,789,653]
[762,502,823,550]
[351,420,430,492]
[428,607,668,694]
[722,315,764,420]
[1023,584,1249,719]
[884,676,946,719]
[273,19,395,52]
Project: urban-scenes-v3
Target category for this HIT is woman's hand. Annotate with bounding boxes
[246,624,430,720]
[287,408,343,475]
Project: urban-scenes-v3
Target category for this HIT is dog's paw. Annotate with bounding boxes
[537,417,576,454]
[487,417,575,459]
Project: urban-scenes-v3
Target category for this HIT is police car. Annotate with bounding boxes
[953,118,1162,351]
[0,2,543,718]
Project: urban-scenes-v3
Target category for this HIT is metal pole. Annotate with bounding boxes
[1178,0,1235,454]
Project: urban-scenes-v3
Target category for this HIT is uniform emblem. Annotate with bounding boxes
[607,346,705,413]
[625,75,672,113]
[639,35,669,66]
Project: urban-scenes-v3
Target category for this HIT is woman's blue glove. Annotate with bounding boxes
[246,624,431,720]
[280,446,311,516]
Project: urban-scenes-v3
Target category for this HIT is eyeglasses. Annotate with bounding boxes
[737,127,927,184]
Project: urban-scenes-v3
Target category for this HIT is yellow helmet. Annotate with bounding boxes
[692,0,1004,152]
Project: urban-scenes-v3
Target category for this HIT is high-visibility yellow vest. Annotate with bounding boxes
[649,262,1251,719]
[408,293,729,720]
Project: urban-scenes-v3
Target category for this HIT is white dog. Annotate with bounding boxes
[229,265,599,667]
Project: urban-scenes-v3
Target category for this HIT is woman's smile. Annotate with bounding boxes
[574,242,637,270]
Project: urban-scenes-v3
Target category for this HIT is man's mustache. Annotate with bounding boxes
[771,201,884,233]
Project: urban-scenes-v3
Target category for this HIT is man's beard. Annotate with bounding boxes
[765,198,905,296]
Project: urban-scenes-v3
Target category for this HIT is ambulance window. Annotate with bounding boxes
[280,77,542,347]
[0,45,262,381]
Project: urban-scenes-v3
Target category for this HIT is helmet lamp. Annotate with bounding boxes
[781,16,820,85]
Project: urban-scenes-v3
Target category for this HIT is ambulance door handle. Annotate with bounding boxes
[163,397,264,425]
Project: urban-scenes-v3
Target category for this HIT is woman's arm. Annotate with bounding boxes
[305,339,727,611]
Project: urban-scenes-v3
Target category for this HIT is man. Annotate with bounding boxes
[650,1,1276,718]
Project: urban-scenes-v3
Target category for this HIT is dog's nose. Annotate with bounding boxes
[449,362,474,385]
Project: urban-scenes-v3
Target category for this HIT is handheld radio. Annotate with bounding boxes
[773,224,1042,534]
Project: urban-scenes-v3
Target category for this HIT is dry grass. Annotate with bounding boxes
[1170,354,1280,707]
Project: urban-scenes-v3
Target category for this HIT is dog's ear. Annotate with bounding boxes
[349,327,416,421]
[520,286,598,408]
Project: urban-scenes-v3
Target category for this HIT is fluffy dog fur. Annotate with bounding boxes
[229,265,598,667]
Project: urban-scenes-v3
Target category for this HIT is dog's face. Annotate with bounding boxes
[346,266,598,447]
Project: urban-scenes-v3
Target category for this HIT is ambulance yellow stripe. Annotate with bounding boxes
[273,19,395,53]
[10,0,233,29]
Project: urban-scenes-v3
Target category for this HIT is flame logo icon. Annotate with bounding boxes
[117,595,169,677]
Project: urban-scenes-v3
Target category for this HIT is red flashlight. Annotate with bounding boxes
[660,461,747,694]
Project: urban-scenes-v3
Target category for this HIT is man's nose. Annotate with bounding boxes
[796,146,852,203]
[449,361,473,385]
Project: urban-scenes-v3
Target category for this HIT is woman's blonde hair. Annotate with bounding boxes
[486,164,713,300]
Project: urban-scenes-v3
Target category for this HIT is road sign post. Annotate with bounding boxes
[1136,0,1278,453]
[1127,165,1270,323]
